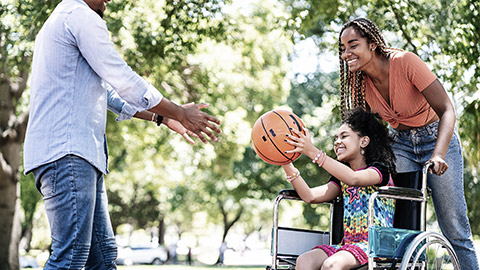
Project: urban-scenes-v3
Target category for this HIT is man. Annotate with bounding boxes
[23,0,221,268]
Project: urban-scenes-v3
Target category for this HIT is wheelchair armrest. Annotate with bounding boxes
[279,189,300,199]
[377,186,424,200]
[278,189,340,204]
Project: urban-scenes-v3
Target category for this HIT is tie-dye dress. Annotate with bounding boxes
[313,162,395,264]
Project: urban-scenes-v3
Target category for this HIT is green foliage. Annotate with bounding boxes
[9,0,480,258]
[459,100,480,175]
[464,165,480,236]
[104,0,295,243]
[19,168,42,233]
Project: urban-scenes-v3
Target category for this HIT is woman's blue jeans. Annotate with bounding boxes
[33,154,117,269]
[390,121,479,270]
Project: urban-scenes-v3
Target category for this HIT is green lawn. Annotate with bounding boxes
[117,266,264,270]
[30,265,265,270]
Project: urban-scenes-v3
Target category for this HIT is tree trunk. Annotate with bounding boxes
[0,62,29,270]
[215,202,243,265]
[21,225,33,252]
[158,217,165,245]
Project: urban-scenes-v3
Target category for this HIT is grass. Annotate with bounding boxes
[30,264,265,270]
[117,266,264,270]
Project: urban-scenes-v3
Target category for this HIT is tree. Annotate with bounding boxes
[3,0,229,267]
[0,0,59,267]
[19,169,42,252]
[105,0,296,262]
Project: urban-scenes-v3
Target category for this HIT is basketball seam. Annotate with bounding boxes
[260,113,298,163]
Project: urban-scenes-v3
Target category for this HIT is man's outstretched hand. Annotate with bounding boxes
[180,103,221,144]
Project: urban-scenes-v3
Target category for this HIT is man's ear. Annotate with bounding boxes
[361,136,370,148]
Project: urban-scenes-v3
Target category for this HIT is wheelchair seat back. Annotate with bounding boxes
[393,171,423,231]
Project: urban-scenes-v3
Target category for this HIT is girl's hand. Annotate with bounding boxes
[427,155,448,176]
[284,128,317,158]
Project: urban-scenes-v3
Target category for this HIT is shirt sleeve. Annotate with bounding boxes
[65,7,163,112]
[328,176,341,190]
[367,161,391,186]
[402,51,437,92]
[105,82,137,121]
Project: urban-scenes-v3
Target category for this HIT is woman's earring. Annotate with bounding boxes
[361,148,365,155]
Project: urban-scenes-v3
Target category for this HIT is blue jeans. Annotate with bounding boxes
[33,154,117,269]
[390,121,479,270]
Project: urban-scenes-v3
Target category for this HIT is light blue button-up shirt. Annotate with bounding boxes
[24,0,163,174]
[105,82,137,122]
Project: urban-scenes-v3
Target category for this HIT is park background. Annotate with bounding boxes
[1,0,479,268]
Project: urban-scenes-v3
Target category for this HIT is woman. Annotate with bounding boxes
[338,17,478,269]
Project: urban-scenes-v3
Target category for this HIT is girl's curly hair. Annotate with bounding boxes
[343,107,396,175]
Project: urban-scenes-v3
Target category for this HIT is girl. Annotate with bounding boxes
[282,108,396,269]
[337,17,478,269]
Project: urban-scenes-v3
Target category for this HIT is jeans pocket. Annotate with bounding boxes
[34,162,57,199]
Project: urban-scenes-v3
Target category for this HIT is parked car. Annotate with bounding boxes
[117,245,168,265]
[19,256,39,268]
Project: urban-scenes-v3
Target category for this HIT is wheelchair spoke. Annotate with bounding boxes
[401,232,459,270]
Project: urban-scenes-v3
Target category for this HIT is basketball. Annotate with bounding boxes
[251,109,306,165]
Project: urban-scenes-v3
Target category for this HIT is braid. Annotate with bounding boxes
[338,18,400,119]
[340,56,347,120]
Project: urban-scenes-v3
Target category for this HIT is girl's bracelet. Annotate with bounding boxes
[318,153,327,167]
[312,151,323,164]
[286,168,300,183]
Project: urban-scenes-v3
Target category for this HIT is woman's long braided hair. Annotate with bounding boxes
[338,18,399,120]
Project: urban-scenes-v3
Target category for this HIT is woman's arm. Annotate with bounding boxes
[282,163,340,204]
[421,79,456,175]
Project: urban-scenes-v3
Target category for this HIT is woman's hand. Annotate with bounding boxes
[427,155,449,176]
[284,128,318,159]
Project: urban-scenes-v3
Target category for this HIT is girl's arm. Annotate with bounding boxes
[285,129,382,187]
[421,79,456,176]
[282,163,340,204]
[319,155,382,187]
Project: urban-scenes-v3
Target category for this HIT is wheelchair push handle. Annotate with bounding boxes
[423,161,434,175]
[421,161,434,194]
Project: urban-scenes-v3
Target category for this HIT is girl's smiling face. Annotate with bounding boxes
[334,123,367,163]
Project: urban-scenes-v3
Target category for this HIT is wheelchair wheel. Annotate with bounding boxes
[399,231,460,270]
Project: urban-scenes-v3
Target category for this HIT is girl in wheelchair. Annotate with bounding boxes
[282,108,396,270]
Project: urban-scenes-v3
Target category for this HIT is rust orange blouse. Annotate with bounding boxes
[365,51,437,128]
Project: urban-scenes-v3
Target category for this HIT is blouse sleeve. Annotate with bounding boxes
[328,176,341,190]
[402,51,437,92]
[368,161,391,186]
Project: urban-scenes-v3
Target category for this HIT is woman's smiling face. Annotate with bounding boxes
[339,27,375,72]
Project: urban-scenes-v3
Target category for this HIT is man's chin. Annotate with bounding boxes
[95,9,104,18]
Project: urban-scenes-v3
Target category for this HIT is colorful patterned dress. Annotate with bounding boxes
[313,162,395,264]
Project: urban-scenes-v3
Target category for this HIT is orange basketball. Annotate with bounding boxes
[251,109,306,165]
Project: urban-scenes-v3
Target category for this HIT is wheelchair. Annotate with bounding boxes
[267,163,459,270]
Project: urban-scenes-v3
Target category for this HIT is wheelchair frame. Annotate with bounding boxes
[268,163,460,270]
